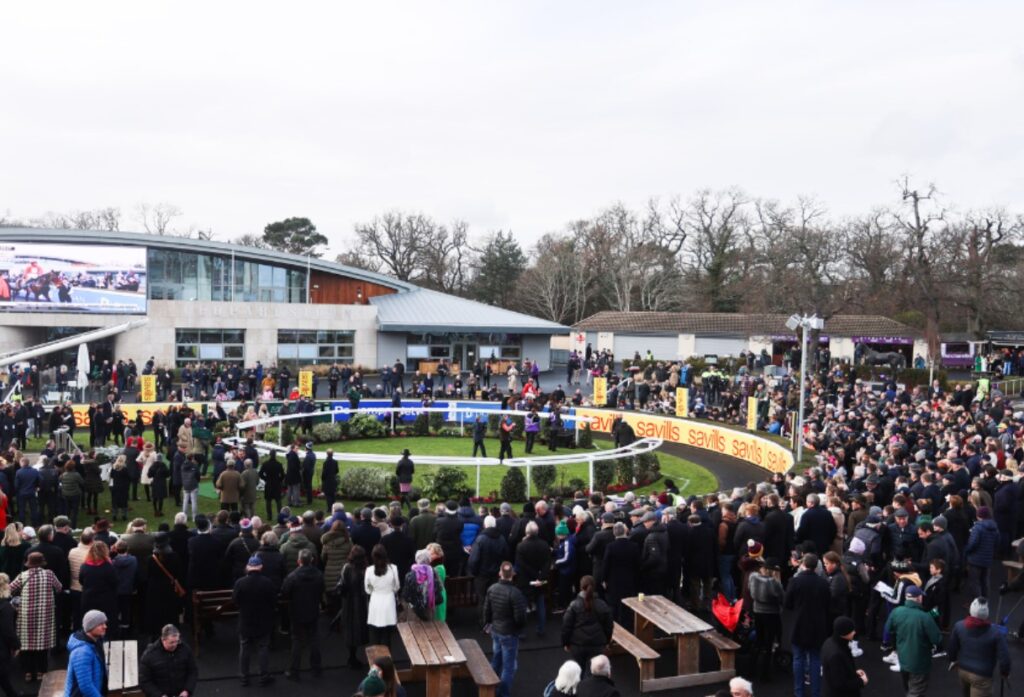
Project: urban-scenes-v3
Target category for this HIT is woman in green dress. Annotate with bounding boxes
[427,542,448,622]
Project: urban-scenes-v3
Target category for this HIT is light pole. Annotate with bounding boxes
[786,313,824,465]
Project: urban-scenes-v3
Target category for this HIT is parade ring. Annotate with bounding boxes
[228,406,665,493]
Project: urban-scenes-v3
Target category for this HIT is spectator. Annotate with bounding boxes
[232,555,277,686]
[482,561,527,697]
[79,542,118,636]
[561,575,613,673]
[576,655,620,697]
[0,573,16,697]
[947,597,1011,697]
[401,549,443,621]
[821,616,867,697]
[883,585,941,695]
[408,499,436,550]
[785,553,831,697]
[748,560,784,680]
[281,548,324,680]
[965,507,1000,600]
[65,611,108,697]
[468,515,509,609]
[546,660,582,697]
[364,544,399,649]
[336,546,369,669]
[516,521,552,635]
[139,625,198,697]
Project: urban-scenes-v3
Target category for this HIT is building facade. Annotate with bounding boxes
[0,230,566,372]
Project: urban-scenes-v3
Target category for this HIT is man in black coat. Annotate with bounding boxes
[784,553,832,697]
[139,625,199,697]
[468,516,510,609]
[820,616,867,697]
[664,509,688,602]
[284,444,302,507]
[281,549,324,680]
[685,514,716,610]
[586,513,617,596]
[351,508,382,558]
[796,493,837,557]
[232,555,277,686]
[258,453,285,520]
[514,522,551,635]
[301,443,316,505]
[434,501,465,576]
[601,523,640,624]
[482,562,527,697]
[186,517,225,591]
[762,494,795,567]
[381,517,417,580]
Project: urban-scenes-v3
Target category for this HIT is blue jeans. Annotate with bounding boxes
[718,554,736,602]
[792,645,821,697]
[490,632,519,697]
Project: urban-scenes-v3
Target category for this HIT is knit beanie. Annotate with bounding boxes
[970,597,990,621]
[359,673,386,696]
[833,616,856,637]
[83,610,107,633]
[555,520,569,536]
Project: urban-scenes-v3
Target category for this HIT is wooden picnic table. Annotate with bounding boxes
[621,595,734,691]
[397,620,467,697]
[105,639,139,696]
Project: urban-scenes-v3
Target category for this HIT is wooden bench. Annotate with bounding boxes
[191,589,238,656]
[1003,560,1023,585]
[366,644,403,683]
[445,576,477,608]
[106,640,140,696]
[455,639,501,697]
[700,630,741,672]
[608,622,660,693]
[38,670,67,697]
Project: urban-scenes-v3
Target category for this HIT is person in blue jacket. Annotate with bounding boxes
[65,610,108,697]
[553,520,576,611]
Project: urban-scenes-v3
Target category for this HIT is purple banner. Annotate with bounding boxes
[853,336,913,345]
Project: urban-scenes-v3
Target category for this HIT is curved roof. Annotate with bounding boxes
[0,228,415,292]
[371,287,569,334]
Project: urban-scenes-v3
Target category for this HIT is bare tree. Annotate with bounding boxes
[683,189,748,311]
[136,202,183,235]
[352,212,426,281]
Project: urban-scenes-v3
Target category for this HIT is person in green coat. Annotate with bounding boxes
[427,543,447,622]
[883,586,941,696]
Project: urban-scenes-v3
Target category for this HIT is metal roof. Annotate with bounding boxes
[0,228,416,292]
[370,288,569,334]
[573,311,920,338]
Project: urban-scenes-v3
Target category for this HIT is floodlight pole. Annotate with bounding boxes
[796,320,810,465]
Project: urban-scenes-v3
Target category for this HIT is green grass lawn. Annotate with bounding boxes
[314,435,718,500]
[23,433,717,530]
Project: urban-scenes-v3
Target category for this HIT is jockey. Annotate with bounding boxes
[21,260,42,280]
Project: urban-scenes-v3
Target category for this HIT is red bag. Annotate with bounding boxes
[711,593,743,633]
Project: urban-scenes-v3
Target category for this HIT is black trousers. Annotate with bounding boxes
[498,442,513,462]
[525,432,536,453]
[239,634,271,680]
[367,625,393,649]
[473,441,487,457]
[289,620,322,673]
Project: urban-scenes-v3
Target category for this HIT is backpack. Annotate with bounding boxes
[402,570,443,621]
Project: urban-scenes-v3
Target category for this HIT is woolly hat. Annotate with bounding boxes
[977,506,992,519]
[83,610,107,633]
[747,540,764,558]
[555,520,570,536]
[358,673,387,697]
[970,597,990,621]
[848,537,866,555]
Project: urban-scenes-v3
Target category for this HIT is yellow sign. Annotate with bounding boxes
[299,371,314,398]
[747,396,759,431]
[140,375,157,403]
[71,402,205,428]
[593,377,607,406]
[675,387,688,417]
[575,407,794,474]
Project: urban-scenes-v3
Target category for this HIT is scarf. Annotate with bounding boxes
[412,563,436,610]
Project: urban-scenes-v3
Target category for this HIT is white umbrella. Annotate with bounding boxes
[76,342,90,400]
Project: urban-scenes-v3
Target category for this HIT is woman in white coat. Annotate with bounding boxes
[139,442,157,502]
[364,543,400,648]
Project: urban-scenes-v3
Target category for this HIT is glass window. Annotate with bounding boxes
[176,328,244,367]
[276,329,355,367]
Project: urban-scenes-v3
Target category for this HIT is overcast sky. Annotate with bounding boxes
[2,1,1022,256]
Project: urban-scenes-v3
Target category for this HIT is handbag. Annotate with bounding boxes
[153,554,187,598]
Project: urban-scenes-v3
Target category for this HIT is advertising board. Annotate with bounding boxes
[574,407,794,474]
[0,242,146,313]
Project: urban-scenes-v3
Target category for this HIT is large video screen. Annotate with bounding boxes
[0,242,147,314]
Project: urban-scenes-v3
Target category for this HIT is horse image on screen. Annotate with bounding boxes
[0,242,147,314]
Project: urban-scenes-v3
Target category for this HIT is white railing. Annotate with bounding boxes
[227,406,657,494]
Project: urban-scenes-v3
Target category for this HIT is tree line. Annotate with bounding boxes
[4,178,1022,352]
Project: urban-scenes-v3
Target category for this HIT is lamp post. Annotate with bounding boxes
[786,314,824,465]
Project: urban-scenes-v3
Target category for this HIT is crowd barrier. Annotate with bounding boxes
[60,399,793,474]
